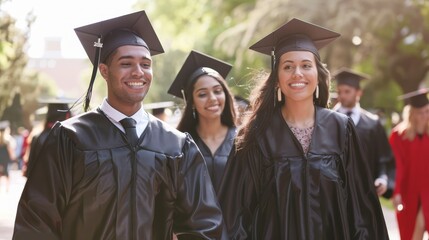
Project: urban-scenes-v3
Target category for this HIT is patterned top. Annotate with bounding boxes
[289,126,314,153]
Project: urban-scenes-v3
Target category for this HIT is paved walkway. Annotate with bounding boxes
[0,170,401,239]
[0,170,26,240]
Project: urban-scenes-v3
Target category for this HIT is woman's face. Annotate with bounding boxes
[277,51,318,103]
[412,104,429,129]
[192,75,226,121]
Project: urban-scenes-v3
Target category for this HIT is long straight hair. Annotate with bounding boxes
[236,53,330,151]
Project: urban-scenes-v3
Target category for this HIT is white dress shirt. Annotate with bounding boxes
[99,98,149,137]
[333,103,361,125]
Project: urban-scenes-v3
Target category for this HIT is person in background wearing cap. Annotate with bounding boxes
[168,50,236,195]
[0,121,16,193]
[332,68,395,199]
[389,88,429,240]
[22,99,73,178]
[218,18,389,239]
[144,101,175,123]
[13,11,226,240]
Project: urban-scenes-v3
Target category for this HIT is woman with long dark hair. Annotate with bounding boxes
[168,50,236,193]
[218,18,389,239]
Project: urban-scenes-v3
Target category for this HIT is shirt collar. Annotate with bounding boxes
[336,103,361,116]
[100,98,148,124]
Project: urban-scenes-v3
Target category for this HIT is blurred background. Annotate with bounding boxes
[1,0,428,135]
[1,0,428,239]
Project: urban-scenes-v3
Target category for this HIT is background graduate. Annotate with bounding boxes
[332,68,395,198]
[390,88,429,240]
[22,98,73,177]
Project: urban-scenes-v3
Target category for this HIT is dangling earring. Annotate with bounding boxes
[192,107,196,119]
[315,85,319,99]
[273,88,276,107]
[277,87,282,102]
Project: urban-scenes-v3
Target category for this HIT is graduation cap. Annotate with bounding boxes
[167,50,233,100]
[398,88,429,108]
[74,10,164,111]
[332,67,369,89]
[144,101,175,115]
[249,18,340,69]
[38,98,75,125]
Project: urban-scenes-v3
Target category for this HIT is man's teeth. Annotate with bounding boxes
[127,82,144,86]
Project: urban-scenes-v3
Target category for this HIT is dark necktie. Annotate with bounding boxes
[120,118,138,146]
[346,111,353,117]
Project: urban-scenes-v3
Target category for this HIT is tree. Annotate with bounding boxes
[134,0,253,103]
[212,0,429,113]
[0,2,57,130]
[133,0,429,114]
[0,1,37,130]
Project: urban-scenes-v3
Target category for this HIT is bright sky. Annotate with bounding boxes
[2,0,137,58]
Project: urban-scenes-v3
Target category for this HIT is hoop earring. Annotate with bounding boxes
[192,107,196,119]
[315,85,319,99]
[277,87,282,102]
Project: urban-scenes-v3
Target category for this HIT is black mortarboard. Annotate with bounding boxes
[249,18,340,69]
[38,98,75,124]
[74,10,164,111]
[168,50,232,99]
[144,101,175,115]
[332,67,369,89]
[398,88,429,108]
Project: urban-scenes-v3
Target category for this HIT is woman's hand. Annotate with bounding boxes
[392,194,403,212]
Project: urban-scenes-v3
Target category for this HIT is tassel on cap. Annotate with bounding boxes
[83,37,102,112]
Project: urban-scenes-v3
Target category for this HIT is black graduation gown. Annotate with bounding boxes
[354,109,395,198]
[192,127,236,193]
[13,109,225,240]
[24,129,50,177]
[218,107,389,240]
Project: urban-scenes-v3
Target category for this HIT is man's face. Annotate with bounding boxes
[336,84,361,108]
[100,45,153,114]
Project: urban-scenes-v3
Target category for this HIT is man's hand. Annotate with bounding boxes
[374,177,387,196]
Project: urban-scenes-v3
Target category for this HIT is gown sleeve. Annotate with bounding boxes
[373,121,395,198]
[389,131,404,197]
[173,134,227,240]
[344,119,389,239]
[217,143,261,240]
[13,124,73,240]
[373,121,392,176]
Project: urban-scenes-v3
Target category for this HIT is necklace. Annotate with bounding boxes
[285,119,314,129]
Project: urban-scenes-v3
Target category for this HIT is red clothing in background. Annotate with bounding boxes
[389,130,429,240]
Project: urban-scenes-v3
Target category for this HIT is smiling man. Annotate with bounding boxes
[13,11,226,240]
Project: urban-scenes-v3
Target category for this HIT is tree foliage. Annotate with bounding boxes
[0,1,57,130]
[134,0,253,104]
[3,0,428,128]
[135,0,429,114]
